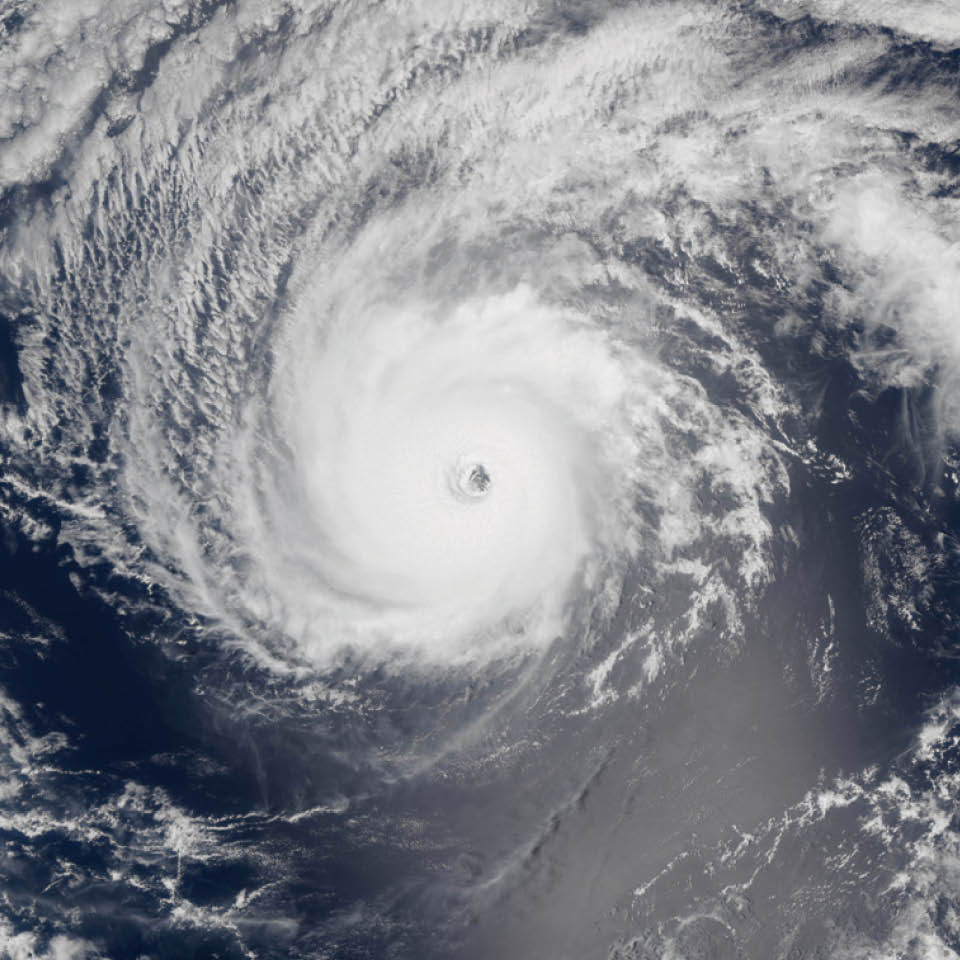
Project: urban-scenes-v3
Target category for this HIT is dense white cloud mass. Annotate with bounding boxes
[764,0,960,45]
[262,286,638,657]
[820,177,960,432]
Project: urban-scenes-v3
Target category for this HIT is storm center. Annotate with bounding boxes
[450,459,492,500]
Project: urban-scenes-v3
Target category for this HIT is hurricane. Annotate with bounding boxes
[1,1,959,958]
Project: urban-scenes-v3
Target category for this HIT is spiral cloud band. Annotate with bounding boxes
[2,0,818,679]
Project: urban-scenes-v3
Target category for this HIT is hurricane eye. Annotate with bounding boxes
[450,459,492,501]
[466,464,491,495]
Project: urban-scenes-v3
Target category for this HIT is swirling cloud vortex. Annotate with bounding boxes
[240,284,642,663]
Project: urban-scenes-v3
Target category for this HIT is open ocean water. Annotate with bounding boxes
[1,1,960,957]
